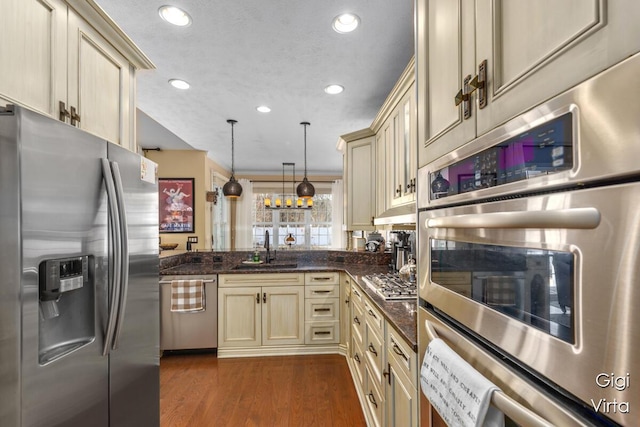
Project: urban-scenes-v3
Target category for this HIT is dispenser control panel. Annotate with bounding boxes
[39,256,89,301]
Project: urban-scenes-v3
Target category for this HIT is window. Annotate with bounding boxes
[252,193,332,249]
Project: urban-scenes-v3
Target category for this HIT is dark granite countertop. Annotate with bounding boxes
[160,251,417,351]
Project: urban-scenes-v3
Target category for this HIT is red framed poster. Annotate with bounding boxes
[159,178,195,233]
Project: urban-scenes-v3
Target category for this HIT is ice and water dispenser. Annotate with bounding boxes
[38,256,95,364]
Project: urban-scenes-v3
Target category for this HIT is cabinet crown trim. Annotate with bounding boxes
[67,0,156,69]
[370,56,415,133]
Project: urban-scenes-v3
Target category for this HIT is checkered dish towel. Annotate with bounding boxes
[171,280,206,312]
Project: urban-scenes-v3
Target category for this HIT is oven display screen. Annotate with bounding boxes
[430,239,574,344]
[430,113,573,199]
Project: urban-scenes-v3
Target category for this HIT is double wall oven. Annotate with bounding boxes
[418,52,640,427]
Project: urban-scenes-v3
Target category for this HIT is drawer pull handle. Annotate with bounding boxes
[353,316,361,325]
[368,343,378,357]
[312,277,333,281]
[314,308,331,312]
[367,392,378,408]
[385,363,392,385]
[313,290,331,294]
[392,344,408,361]
[367,309,378,320]
[314,331,331,335]
[354,353,361,364]
[59,101,70,122]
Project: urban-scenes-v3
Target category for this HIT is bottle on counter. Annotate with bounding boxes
[253,250,260,262]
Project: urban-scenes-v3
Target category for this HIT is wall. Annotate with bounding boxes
[147,150,229,251]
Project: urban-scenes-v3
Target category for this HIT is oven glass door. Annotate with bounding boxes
[431,239,574,344]
[418,181,640,427]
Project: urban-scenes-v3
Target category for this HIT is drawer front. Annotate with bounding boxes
[351,298,365,346]
[364,299,384,335]
[305,284,340,298]
[219,273,304,287]
[350,282,364,306]
[305,321,339,344]
[387,326,418,388]
[305,298,339,321]
[364,363,385,427]
[364,321,385,390]
[351,337,365,391]
[305,272,339,285]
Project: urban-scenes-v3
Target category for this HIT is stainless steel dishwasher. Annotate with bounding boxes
[160,275,217,351]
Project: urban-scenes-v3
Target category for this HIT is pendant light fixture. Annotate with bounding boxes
[264,163,312,209]
[222,119,243,198]
[296,121,315,199]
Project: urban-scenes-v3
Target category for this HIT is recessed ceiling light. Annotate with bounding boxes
[332,13,360,33]
[158,5,192,27]
[324,84,344,95]
[256,106,271,113]
[169,79,190,90]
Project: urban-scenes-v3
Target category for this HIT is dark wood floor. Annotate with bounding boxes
[160,352,367,427]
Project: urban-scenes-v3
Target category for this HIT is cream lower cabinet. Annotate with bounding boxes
[347,281,419,427]
[305,272,341,345]
[340,273,352,355]
[386,326,419,427]
[218,273,305,353]
[0,0,153,152]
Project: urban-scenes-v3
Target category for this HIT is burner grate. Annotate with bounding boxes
[362,273,417,301]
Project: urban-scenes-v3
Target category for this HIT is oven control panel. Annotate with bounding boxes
[430,113,574,200]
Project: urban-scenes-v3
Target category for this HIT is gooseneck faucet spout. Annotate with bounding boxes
[264,230,275,263]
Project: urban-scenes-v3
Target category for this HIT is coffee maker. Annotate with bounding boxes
[390,231,412,272]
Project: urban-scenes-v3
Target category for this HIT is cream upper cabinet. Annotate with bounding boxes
[343,132,377,231]
[67,9,133,148]
[417,0,640,167]
[1,0,67,118]
[0,0,153,152]
[375,130,388,216]
[371,59,416,211]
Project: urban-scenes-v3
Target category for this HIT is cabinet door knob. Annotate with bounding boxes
[263,292,267,303]
[256,293,260,304]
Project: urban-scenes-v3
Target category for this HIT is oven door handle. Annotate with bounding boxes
[425,320,554,427]
[425,207,600,230]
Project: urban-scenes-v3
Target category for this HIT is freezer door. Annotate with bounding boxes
[106,143,160,426]
[15,107,110,426]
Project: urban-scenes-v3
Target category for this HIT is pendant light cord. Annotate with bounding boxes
[227,119,237,176]
[301,122,310,177]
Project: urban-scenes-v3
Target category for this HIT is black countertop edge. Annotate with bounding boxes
[160,262,418,352]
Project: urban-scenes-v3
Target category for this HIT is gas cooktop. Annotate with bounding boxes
[362,273,417,301]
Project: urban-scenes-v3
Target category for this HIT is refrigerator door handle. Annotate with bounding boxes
[110,161,130,351]
[101,159,122,356]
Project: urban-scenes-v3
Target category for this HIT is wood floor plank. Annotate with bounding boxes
[160,352,366,427]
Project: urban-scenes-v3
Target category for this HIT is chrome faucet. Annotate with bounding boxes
[264,230,276,263]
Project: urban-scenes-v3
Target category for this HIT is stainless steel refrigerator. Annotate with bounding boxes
[0,105,160,426]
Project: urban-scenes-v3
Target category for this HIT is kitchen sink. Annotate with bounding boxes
[232,262,298,270]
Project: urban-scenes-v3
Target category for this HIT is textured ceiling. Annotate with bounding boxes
[95,0,415,175]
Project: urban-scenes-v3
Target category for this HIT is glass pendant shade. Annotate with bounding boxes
[223,119,243,198]
[296,122,315,198]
